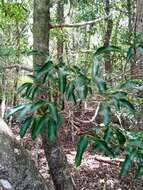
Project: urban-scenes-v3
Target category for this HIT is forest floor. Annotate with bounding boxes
[11,116,143,190]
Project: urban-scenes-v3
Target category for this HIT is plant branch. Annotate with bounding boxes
[0,65,32,72]
[50,15,111,29]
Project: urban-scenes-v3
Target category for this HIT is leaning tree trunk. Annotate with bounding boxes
[0,118,53,190]
[33,1,76,189]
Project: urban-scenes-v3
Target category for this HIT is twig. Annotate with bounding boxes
[73,102,101,124]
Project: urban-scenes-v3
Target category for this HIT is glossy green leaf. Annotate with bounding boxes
[32,100,47,112]
[58,68,67,93]
[111,91,127,99]
[135,161,143,178]
[120,155,132,176]
[75,136,88,167]
[48,119,57,142]
[120,80,141,89]
[27,50,48,57]
[94,45,121,56]
[57,114,64,128]
[66,82,75,100]
[103,127,113,143]
[5,104,26,118]
[112,97,120,111]
[20,116,33,138]
[17,82,33,94]
[100,103,111,126]
[48,102,58,122]
[113,127,126,145]
[127,47,134,61]
[120,149,137,176]
[75,76,88,100]
[95,77,107,94]
[92,57,100,78]
[37,60,53,78]
[17,103,32,121]
[31,115,48,140]
[93,139,114,157]
[119,98,135,113]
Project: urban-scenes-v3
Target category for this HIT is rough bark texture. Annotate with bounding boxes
[33,0,50,63]
[0,118,53,190]
[41,131,76,190]
[57,1,64,63]
[132,0,143,128]
[33,1,76,189]
[131,0,143,79]
[104,0,113,73]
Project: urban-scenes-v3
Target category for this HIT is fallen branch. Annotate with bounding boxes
[50,15,111,29]
[94,155,124,166]
[0,65,32,72]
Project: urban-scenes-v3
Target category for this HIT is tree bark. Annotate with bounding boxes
[33,1,76,189]
[0,118,53,190]
[131,0,143,79]
[104,0,113,73]
[57,1,64,63]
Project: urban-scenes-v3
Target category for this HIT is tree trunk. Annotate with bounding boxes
[131,0,143,128]
[104,0,113,73]
[33,1,76,189]
[57,1,64,63]
[0,118,53,190]
[131,0,143,79]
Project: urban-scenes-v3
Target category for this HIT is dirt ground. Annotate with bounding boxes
[11,120,143,190]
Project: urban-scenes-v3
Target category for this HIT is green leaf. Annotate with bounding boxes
[58,68,67,93]
[111,91,127,99]
[57,114,64,128]
[127,47,134,61]
[17,103,32,121]
[120,80,141,89]
[113,127,126,145]
[48,119,57,142]
[37,60,53,78]
[120,155,132,176]
[135,161,143,178]
[94,45,121,56]
[75,136,88,167]
[60,95,65,110]
[17,82,33,94]
[31,86,39,100]
[120,149,137,176]
[66,82,75,100]
[103,127,113,143]
[20,116,33,138]
[5,104,26,118]
[27,50,48,57]
[119,98,135,113]
[75,76,88,100]
[112,97,120,111]
[95,77,107,94]
[92,57,100,78]
[94,138,114,157]
[31,115,48,140]
[32,100,47,112]
[100,103,111,126]
[48,102,58,122]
